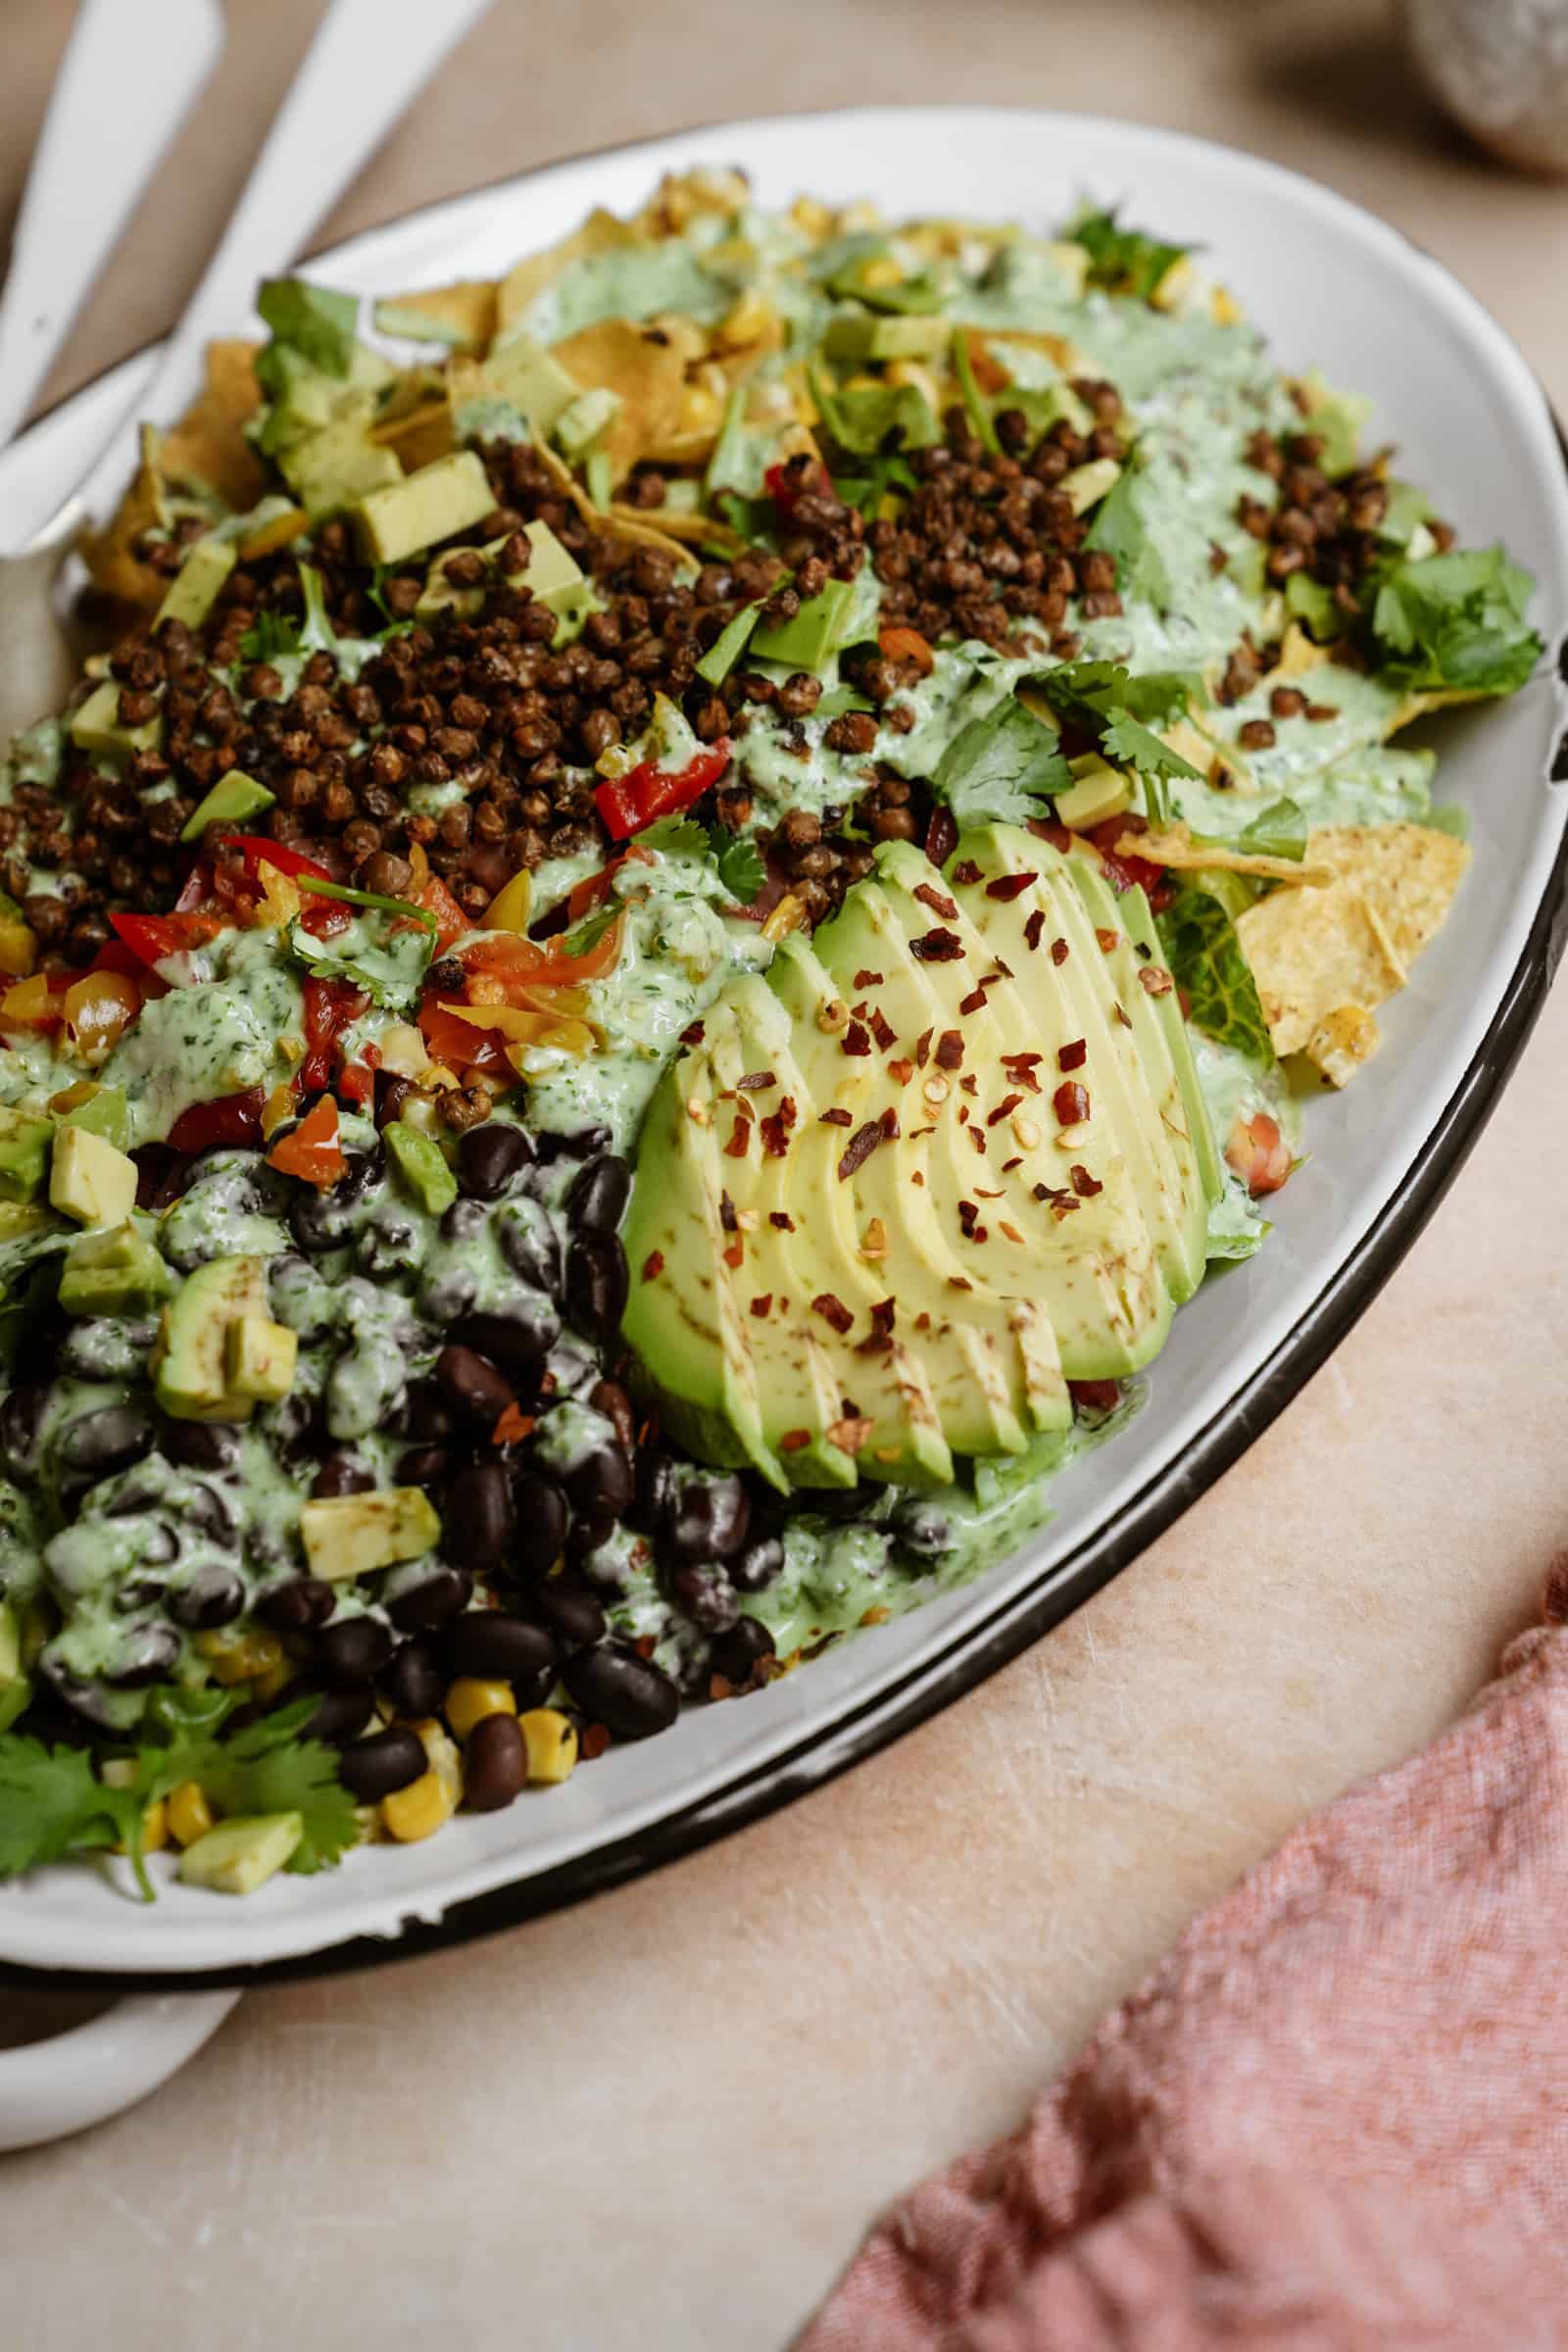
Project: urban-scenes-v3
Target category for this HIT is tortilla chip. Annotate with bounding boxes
[1237,878,1406,1057]
[496,208,638,334]
[1306,823,1471,969]
[1126,824,1335,888]
[374,280,497,354]
[159,340,265,511]
[1271,622,1333,682]
[633,169,752,238]
[553,319,692,476]
[1388,684,1492,733]
[78,424,170,607]
[529,435,598,525]
[608,504,733,560]
[369,398,454,471]
[1306,1003,1381,1088]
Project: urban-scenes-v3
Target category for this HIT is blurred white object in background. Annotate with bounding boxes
[1403,0,1568,173]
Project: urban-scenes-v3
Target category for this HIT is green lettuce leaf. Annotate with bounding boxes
[1369,544,1542,697]
[256,277,359,377]
[931,697,1072,825]
[1157,882,1274,1065]
[1069,208,1191,303]
[1084,463,1174,612]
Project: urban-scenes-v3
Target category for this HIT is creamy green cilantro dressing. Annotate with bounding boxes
[103,925,307,1146]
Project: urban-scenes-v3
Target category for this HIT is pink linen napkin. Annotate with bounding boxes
[799,1557,1568,2351]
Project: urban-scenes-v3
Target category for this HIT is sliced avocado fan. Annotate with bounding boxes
[620,822,1222,1494]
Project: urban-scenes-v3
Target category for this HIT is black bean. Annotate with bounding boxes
[157,1417,241,1472]
[709,1615,775,1683]
[566,1152,630,1234]
[889,1498,955,1558]
[464,1712,526,1810]
[439,1197,488,1246]
[289,1187,358,1253]
[452,1307,560,1382]
[628,1447,674,1534]
[167,1565,246,1632]
[57,1403,157,1479]
[563,1441,632,1524]
[38,1657,128,1730]
[397,1444,451,1491]
[0,1384,46,1479]
[664,1472,751,1564]
[105,1620,182,1688]
[339,1726,427,1802]
[669,1561,740,1633]
[256,1576,336,1635]
[402,1379,455,1444]
[385,1563,472,1632]
[588,1378,635,1452]
[729,1533,785,1592]
[183,1481,238,1544]
[378,1639,446,1718]
[497,1200,562,1296]
[510,1468,569,1570]
[445,1610,556,1704]
[564,1230,627,1345]
[315,1616,395,1689]
[446,1456,515,1576]
[535,1124,611,1164]
[527,1578,606,1649]
[115,1572,169,1613]
[566,1505,618,1560]
[563,1642,679,1740]
[298,1686,376,1744]
[435,1344,515,1431]
[459,1122,533,1200]
[312,1452,375,1499]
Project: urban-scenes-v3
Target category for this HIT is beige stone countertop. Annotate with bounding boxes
[3,4,1566,2345]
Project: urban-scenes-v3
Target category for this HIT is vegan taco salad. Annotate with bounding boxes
[0,168,1541,1900]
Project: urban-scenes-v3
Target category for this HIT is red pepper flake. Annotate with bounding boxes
[1114,1004,1134,1029]
[1051,937,1069,965]
[879,1105,901,1140]
[851,1002,868,1020]
[582,1723,612,1761]
[1139,965,1174,998]
[952,858,983,886]
[958,987,987,1015]
[957,1104,969,1126]
[987,959,1013,982]
[780,1429,811,1452]
[636,1635,658,1660]
[1069,1162,1104,1199]
[737,1068,777,1090]
[934,1029,964,1070]
[913,882,959,919]
[1023,908,1046,952]
[679,1020,706,1047]
[722,1240,745,1268]
[819,1105,854,1127]
[869,1007,896,1052]
[888,1056,914,1084]
[869,1298,896,1338]
[987,1092,1023,1126]
[760,1097,798,1156]
[710,1673,736,1701]
[958,1073,978,1096]
[999,1220,1025,1245]
[1058,1039,1088,1072]
[718,1191,738,1232]
[751,1294,773,1317]
[842,1020,872,1056]
[769,1210,795,1231]
[1001,1155,1022,1172]
[915,1027,933,1066]
[974,1186,1004,1200]
[948,1277,973,1291]
[1070,1379,1121,1414]
[1033,1182,1079,1220]
[957,1200,982,1239]
[910,927,963,962]
[1095,926,1119,953]
[1002,1050,1043,1092]
[984,870,1038,902]
[811,1292,855,1336]
[641,1250,665,1280]
[838,1120,884,1180]
[969,1126,988,1154]
[724,1117,752,1158]
[1054,1081,1091,1126]
[853,968,885,989]
[491,1403,536,1446]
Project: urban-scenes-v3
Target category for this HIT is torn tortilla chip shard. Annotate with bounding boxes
[1121,824,1335,888]
[1236,877,1405,1058]
[1305,822,1471,969]
[1307,1003,1381,1089]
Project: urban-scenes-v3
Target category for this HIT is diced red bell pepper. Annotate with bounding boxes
[336,1047,378,1106]
[268,1094,345,1189]
[412,875,468,952]
[301,976,368,1093]
[593,742,732,842]
[109,911,222,969]
[463,914,624,990]
[220,835,333,885]
[167,1086,267,1153]
[297,900,354,939]
[763,457,833,517]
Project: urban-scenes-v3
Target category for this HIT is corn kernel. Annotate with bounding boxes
[116,1798,168,1857]
[445,1677,517,1741]
[254,1660,296,1704]
[380,1769,456,1843]
[195,1625,285,1686]
[411,1716,464,1806]
[518,1707,578,1787]
[167,1781,215,1847]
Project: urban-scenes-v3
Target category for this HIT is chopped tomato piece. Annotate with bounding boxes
[413,875,468,952]
[1089,817,1165,899]
[168,1087,267,1153]
[0,973,61,1030]
[297,900,354,939]
[1227,1110,1292,1198]
[109,911,221,968]
[301,976,368,1093]
[336,1059,376,1106]
[63,971,139,1059]
[268,1094,345,1189]
[593,743,731,841]
[463,914,624,989]
[1068,1379,1122,1415]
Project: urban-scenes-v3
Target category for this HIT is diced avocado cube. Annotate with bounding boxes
[351,450,495,565]
[0,1599,27,1735]
[1058,457,1121,517]
[384,1121,458,1216]
[225,1315,298,1402]
[69,679,163,761]
[180,770,276,843]
[279,415,403,517]
[258,276,359,375]
[54,1083,128,1149]
[299,1487,442,1582]
[555,386,620,459]
[154,1254,270,1421]
[477,335,579,438]
[0,1107,53,1204]
[59,1221,172,1318]
[750,576,857,672]
[516,519,584,606]
[823,314,952,364]
[49,1125,137,1228]
[178,1813,304,1895]
[1054,755,1133,831]
[154,536,236,633]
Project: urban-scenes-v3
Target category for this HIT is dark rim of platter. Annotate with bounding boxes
[1,143,1566,1994]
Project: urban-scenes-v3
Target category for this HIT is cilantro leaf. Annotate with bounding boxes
[238,608,301,663]
[1085,462,1174,611]
[256,276,359,377]
[708,827,765,904]
[561,903,619,957]
[286,907,434,1013]
[1235,798,1306,861]
[186,1700,358,1876]
[1157,883,1274,1065]
[0,1737,136,1879]
[1027,662,1202,818]
[1071,208,1192,303]
[1284,572,1341,643]
[932,697,1073,826]
[1369,544,1542,697]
